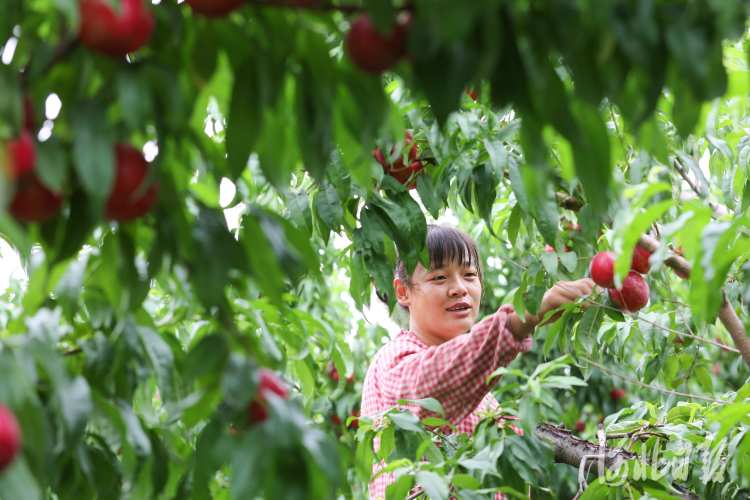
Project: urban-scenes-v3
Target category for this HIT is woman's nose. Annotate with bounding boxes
[449,280,468,296]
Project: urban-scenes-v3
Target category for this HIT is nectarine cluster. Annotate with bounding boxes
[372,130,424,189]
[589,246,652,312]
[3,102,159,223]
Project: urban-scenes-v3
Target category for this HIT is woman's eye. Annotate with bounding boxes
[465,272,476,277]
[432,275,446,281]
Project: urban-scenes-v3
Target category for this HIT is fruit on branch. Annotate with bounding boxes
[544,244,567,253]
[712,364,720,375]
[610,387,626,401]
[373,131,423,188]
[0,404,21,474]
[331,413,342,426]
[387,161,424,189]
[106,144,159,222]
[675,336,684,345]
[373,131,418,170]
[630,245,651,274]
[79,0,154,58]
[4,131,36,179]
[184,0,245,17]
[10,174,64,223]
[565,223,581,231]
[608,271,650,312]
[246,368,289,426]
[349,409,359,429]
[673,268,689,280]
[326,360,353,384]
[345,13,410,74]
[589,251,616,288]
[574,420,585,433]
[466,88,478,101]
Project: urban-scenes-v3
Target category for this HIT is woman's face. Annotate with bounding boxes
[394,258,482,346]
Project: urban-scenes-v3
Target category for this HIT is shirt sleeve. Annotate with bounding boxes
[378,304,533,426]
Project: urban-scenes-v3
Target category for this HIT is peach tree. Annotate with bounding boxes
[0,0,749,499]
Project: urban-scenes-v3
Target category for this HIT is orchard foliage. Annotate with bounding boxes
[1,0,750,499]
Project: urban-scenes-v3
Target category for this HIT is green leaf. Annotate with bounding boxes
[484,138,508,174]
[53,254,89,319]
[34,137,68,191]
[71,99,114,209]
[577,300,605,355]
[137,325,175,402]
[614,200,674,285]
[355,430,375,483]
[226,58,262,181]
[507,204,522,246]
[231,426,270,499]
[313,182,344,234]
[117,64,154,130]
[397,398,445,418]
[693,365,714,394]
[578,204,599,246]
[385,474,415,500]
[0,458,43,500]
[508,158,531,215]
[414,471,449,500]
[559,251,578,273]
[544,311,571,359]
[363,0,395,33]
[416,174,442,219]
[540,252,558,281]
[570,99,611,216]
[284,189,313,237]
[194,208,249,308]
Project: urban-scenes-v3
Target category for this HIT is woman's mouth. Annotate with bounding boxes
[446,304,472,316]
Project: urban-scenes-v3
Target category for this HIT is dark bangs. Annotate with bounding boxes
[393,225,483,288]
[426,225,483,281]
[379,225,484,308]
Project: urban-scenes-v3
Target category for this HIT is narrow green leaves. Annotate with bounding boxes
[71,99,114,210]
[226,58,262,181]
[576,299,605,356]
[569,99,611,216]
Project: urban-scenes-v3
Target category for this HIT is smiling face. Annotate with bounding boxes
[393,226,483,346]
[395,259,483,345]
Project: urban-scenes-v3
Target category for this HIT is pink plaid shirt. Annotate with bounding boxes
[361,305,533,500]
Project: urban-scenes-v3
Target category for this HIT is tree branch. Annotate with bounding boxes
[556,192,584,212]
[637,233,750,370]
[534,424,700,500]
[579,357,733,405]
[672,158,724,218]
[717,296,750,370]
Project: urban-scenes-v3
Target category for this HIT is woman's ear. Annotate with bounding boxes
[394,278,410,307]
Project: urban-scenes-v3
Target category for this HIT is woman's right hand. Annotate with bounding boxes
[508,278,597,338]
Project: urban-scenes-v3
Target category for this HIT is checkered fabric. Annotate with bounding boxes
[361,305,533,500]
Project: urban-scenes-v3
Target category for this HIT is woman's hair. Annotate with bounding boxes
[376,225,483,309]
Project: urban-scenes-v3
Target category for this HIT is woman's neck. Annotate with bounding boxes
[408,321,447,347]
